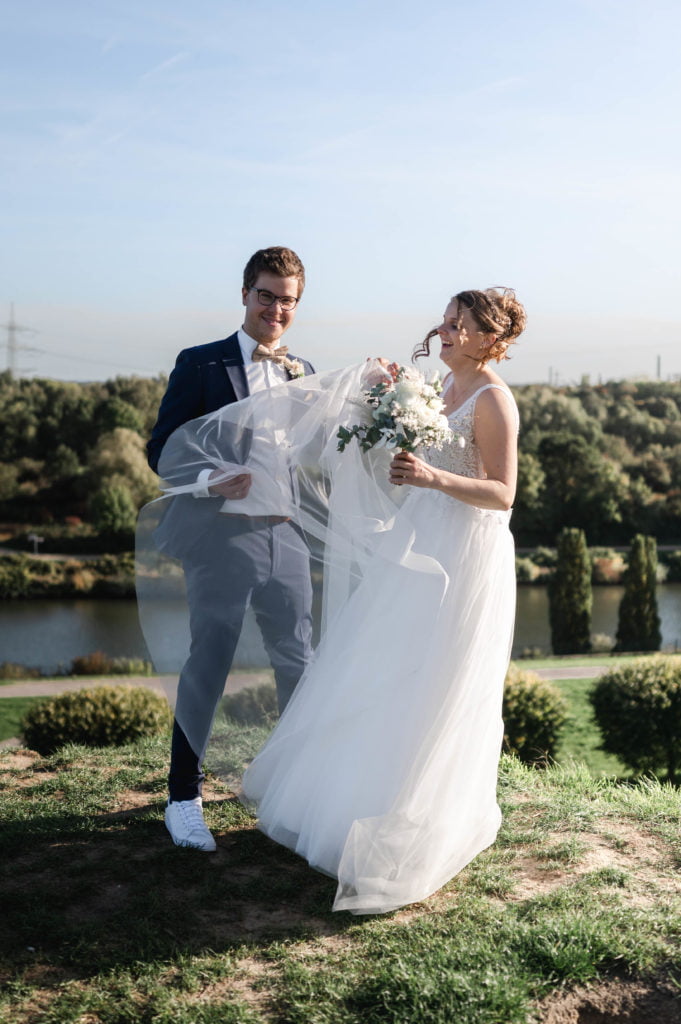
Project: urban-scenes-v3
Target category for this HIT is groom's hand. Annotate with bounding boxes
[363,357,400,386]
[208,471,252,499]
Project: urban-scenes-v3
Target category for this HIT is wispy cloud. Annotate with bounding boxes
[139,51,191,81]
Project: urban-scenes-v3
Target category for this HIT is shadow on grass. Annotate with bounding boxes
[0,793,351,981]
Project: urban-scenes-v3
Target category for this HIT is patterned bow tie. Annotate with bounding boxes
[252,344,289,364]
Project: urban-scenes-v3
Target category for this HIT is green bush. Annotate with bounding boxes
[662,550,681,582]
[89,484,137,536]
[21,685,171,755]
[591,656,681,783]
[0,661,43,680]
[515,556,542,583]
[590,632,615,654]
[590,548,626,584]
[220,683,278,726]
[503,664,568,765]
[530,546,557,568]
[0,555,31,598]
[69,651,153,675]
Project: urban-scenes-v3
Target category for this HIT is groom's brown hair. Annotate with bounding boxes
[243,247,306,295]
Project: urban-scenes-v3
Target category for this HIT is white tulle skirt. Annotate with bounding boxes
[242,485,516,914]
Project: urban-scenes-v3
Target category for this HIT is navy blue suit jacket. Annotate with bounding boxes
[147,332,315,558]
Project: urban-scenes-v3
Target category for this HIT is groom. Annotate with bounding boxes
[147,246,315,852]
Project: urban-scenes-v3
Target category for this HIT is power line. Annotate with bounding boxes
[26,344,162,376]
[1,303,39,377]
[1,306,162,377]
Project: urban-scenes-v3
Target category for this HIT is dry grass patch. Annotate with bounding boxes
[507,818,680,906]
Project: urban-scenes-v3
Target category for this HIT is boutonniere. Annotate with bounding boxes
[284,358,305,379]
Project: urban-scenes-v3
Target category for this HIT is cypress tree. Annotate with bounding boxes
[616,534,662,652]
[548,527,592,655]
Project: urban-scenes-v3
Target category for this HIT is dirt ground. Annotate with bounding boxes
[538,973,681,1023]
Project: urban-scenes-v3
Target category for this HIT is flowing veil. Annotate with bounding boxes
[136,361,423,773]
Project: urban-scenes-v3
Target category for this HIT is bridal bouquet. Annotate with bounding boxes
[337,365,458,454]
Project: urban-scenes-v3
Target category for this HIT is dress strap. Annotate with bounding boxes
[471,384,519,430]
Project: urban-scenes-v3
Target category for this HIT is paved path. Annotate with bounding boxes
[0,669,275,705]
[533,665,612,680]
[0,662,610,705]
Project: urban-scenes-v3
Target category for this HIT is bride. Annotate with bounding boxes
[239,286,527,914]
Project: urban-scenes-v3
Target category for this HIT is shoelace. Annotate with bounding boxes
[177,801,208,835]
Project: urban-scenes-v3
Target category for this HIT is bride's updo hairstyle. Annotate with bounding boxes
[413,287,527,364]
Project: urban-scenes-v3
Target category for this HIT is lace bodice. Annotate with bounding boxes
[426,384,517,479]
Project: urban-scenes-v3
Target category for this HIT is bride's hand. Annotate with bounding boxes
[389,451,436,488]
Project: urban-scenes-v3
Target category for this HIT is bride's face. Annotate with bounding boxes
[436,301,487,366]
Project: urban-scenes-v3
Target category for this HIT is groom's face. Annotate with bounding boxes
[242,272,301,348]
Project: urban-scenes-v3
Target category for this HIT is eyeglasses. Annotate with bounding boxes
[251,288,299,311]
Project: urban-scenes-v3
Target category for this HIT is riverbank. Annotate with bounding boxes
[2,544,681,601]
[0,549,135,599]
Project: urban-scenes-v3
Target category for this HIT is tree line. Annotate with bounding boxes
[0,371,166,541]
[514,378,681,544]
[1,371,680,546]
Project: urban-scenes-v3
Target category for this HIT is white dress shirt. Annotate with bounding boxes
[195,328,295,515]
[238,328,289,392]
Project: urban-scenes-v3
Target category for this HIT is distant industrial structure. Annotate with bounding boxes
[2,304,36,377]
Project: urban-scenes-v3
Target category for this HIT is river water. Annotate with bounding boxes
[1,586,680,675]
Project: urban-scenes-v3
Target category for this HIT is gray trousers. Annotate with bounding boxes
[169,515,313,801]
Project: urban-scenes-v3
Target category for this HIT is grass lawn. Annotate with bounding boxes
[1,736,680,1023]
[551,677,629,778]
[0,697,42,743]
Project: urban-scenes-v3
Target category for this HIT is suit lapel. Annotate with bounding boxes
[218,333,249,401]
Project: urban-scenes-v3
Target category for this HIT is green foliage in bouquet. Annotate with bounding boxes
[337,367,452,454]
[21,685,171,755]
[591,656,681,783]
[503,664,568,765]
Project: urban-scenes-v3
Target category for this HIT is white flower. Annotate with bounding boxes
[284,358,305,378]
[337,365,457,455]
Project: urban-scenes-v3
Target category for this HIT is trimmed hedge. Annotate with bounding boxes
[220,684,279,726]
[591,656,681,783]
[503,664,568,765]
[21,685,171,755]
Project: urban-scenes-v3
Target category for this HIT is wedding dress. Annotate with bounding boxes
[240,380,518,915]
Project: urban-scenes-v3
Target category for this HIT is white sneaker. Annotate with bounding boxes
[165,797,217,852]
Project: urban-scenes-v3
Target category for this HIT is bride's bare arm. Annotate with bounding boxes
[389,389,518,511]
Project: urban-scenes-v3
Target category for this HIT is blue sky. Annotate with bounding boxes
[2,0,680,384]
